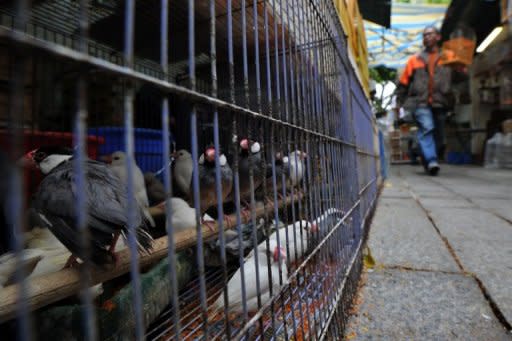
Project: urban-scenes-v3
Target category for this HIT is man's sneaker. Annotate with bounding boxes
[427,161,440,176]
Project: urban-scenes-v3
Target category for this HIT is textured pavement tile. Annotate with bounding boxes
[428,207,512,325]
[368,198,459,272]
[470,198,512,222]
[346,269,511,341]
[417,197,477,210]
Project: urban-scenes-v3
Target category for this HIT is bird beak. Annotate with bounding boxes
[205,148,215,162]
[310,222,318,234]
[240,138,249,150]
[17,149,37,168]
[273,246,287,262]
[99,155,112,164]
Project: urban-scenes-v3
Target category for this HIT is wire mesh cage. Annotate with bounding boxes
[0,0,378,340]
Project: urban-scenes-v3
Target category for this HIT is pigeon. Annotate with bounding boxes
[143,172,167,206]
[263,152,289,198]
[195,146,233,213]
[228,138,264,205]
[247,220,317,263]
[286,150,307,188]
[172,149,193,200]
[213,244,287,313]
[107,151,155,227]
[26,146,152,267]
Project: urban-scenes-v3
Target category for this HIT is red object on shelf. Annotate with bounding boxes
[0,130,105,211]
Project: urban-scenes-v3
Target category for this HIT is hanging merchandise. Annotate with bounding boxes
[440,26,477,66]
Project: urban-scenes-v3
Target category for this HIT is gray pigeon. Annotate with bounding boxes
[108,151,155,227]
[28,146,152,266]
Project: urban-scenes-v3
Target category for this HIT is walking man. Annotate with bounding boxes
[396,26,454,175]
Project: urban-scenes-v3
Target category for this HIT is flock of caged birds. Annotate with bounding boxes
[0,137,336,314]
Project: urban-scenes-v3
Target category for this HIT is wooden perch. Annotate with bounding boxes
[0,192,304,323]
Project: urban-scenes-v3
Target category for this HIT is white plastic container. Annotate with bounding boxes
[484,133,502,168]
[502,133,512,169]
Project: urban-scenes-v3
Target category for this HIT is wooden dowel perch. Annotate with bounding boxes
[0,192,304,323]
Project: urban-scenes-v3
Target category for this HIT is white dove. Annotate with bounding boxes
[248,220,317,263]
[213,244,287,313]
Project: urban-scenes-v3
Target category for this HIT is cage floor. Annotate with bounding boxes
[146,248,353,341]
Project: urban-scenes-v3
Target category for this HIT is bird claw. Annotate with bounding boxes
[64,255,79,268]
[240,208,252,222]
[202,220,217,233]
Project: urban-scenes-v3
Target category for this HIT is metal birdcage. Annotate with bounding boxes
[0,0,378,339]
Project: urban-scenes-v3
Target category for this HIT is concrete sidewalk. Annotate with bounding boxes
[346,165,512,340]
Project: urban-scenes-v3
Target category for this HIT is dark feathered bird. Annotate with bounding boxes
[195,146,233,214]
[143,172,167,206]
[228,138,264,205]
[27,146,152,266]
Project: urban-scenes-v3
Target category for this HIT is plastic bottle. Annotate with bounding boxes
[484,133,501,168]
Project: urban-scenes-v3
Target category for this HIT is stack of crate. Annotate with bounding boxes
[389,130,402,163]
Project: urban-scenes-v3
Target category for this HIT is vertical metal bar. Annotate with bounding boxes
[123,2,145,339]
[8,2,31,340]
[291,0,311,338]
[290,1,302,128]
[187,0,209,337]
[253,0,262,115]
[227,0,249,327]
[271,0,281,120]
[249,0,273,336]
[209,0,231,338]
[251,1,265,337]
[189,110,209,338]
[304,136,319,339]
[263,0,272,118]
[297,1,308,132]
[279,0,290,122]
[160,0,181,339]
[269,125,289,340]
[242,0,249,108]
[284,0,296,126]
[75,1,97,339]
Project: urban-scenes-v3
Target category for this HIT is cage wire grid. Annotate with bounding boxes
[0,0,378,340]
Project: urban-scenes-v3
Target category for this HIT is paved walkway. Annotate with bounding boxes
[346,165,512,340]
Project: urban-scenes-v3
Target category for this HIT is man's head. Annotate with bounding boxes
[423,26,440,50]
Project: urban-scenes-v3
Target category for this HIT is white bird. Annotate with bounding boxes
[0,249,42,287]
[107,151,155,227]
[213,245,287,313]
[0,227,104,296]
[285,150,307,188]
[168,197,197,232]
[248,220,317,263]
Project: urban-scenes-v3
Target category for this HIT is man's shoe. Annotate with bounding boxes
[427,161,440,176]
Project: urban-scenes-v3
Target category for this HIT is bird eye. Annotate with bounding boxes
[35,151,46,161]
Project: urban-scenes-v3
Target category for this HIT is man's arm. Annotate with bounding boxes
[395,57,415,107]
